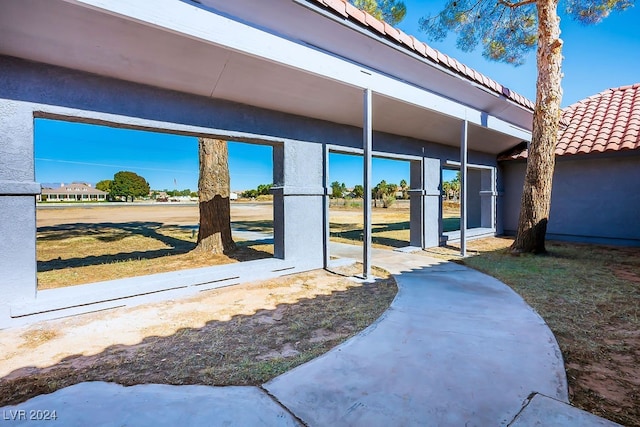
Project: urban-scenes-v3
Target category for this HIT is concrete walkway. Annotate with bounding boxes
[0,244,620,426]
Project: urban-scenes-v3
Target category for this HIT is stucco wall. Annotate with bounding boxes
[501,153,640,246]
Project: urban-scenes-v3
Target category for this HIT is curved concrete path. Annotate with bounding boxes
[265,243,568,426]
[2,244,620,426]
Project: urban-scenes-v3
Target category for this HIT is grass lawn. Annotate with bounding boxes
[36,200,457,287]
[329,199,461,248]
[36,204,275,289]
[425,238,640,426]
[37,223,273,289]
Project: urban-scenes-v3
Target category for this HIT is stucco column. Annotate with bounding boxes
[271,140,324,270]
[479,168,497,229]
[496,168,505,235]
[409,158,441,249]
[460,120,468,256]
[272,145,285,260]
[408,160,423,247]
[0,100,39,322]
[362,88,372,279]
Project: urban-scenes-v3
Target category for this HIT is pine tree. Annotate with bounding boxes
[420,0,632,253]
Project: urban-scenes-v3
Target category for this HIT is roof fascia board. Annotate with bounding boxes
[62,0,531,141]
[293,0,466,88]
[295,0,533,133]
[295,0,534,116]
[295,1,511,105]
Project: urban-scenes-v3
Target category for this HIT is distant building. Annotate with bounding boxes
[154,191,170,202]
[38,182,108,202]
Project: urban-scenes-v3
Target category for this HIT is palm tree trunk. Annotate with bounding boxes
[510,0,563,254]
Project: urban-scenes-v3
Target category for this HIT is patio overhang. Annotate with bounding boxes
[0,0,532,154]
[0,0,539,323]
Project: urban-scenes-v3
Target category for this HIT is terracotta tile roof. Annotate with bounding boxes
[499,83,640,160]
[308,0,535,111]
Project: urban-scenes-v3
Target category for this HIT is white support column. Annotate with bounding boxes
[323,143,330,268]
[363,88,373,279]
[460,119,468,257]
[491,167,497,229]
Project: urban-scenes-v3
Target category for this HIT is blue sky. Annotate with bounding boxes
[35,2,639,191]
[35,121,273,192]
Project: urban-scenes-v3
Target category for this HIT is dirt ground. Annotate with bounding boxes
[0,263,397,406]
[2,203,397,406]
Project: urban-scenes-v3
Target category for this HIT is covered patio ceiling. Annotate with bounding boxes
[0,0,531,154]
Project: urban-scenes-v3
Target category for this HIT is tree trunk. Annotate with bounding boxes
[510,0,563,254]
[196,138,235,254]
